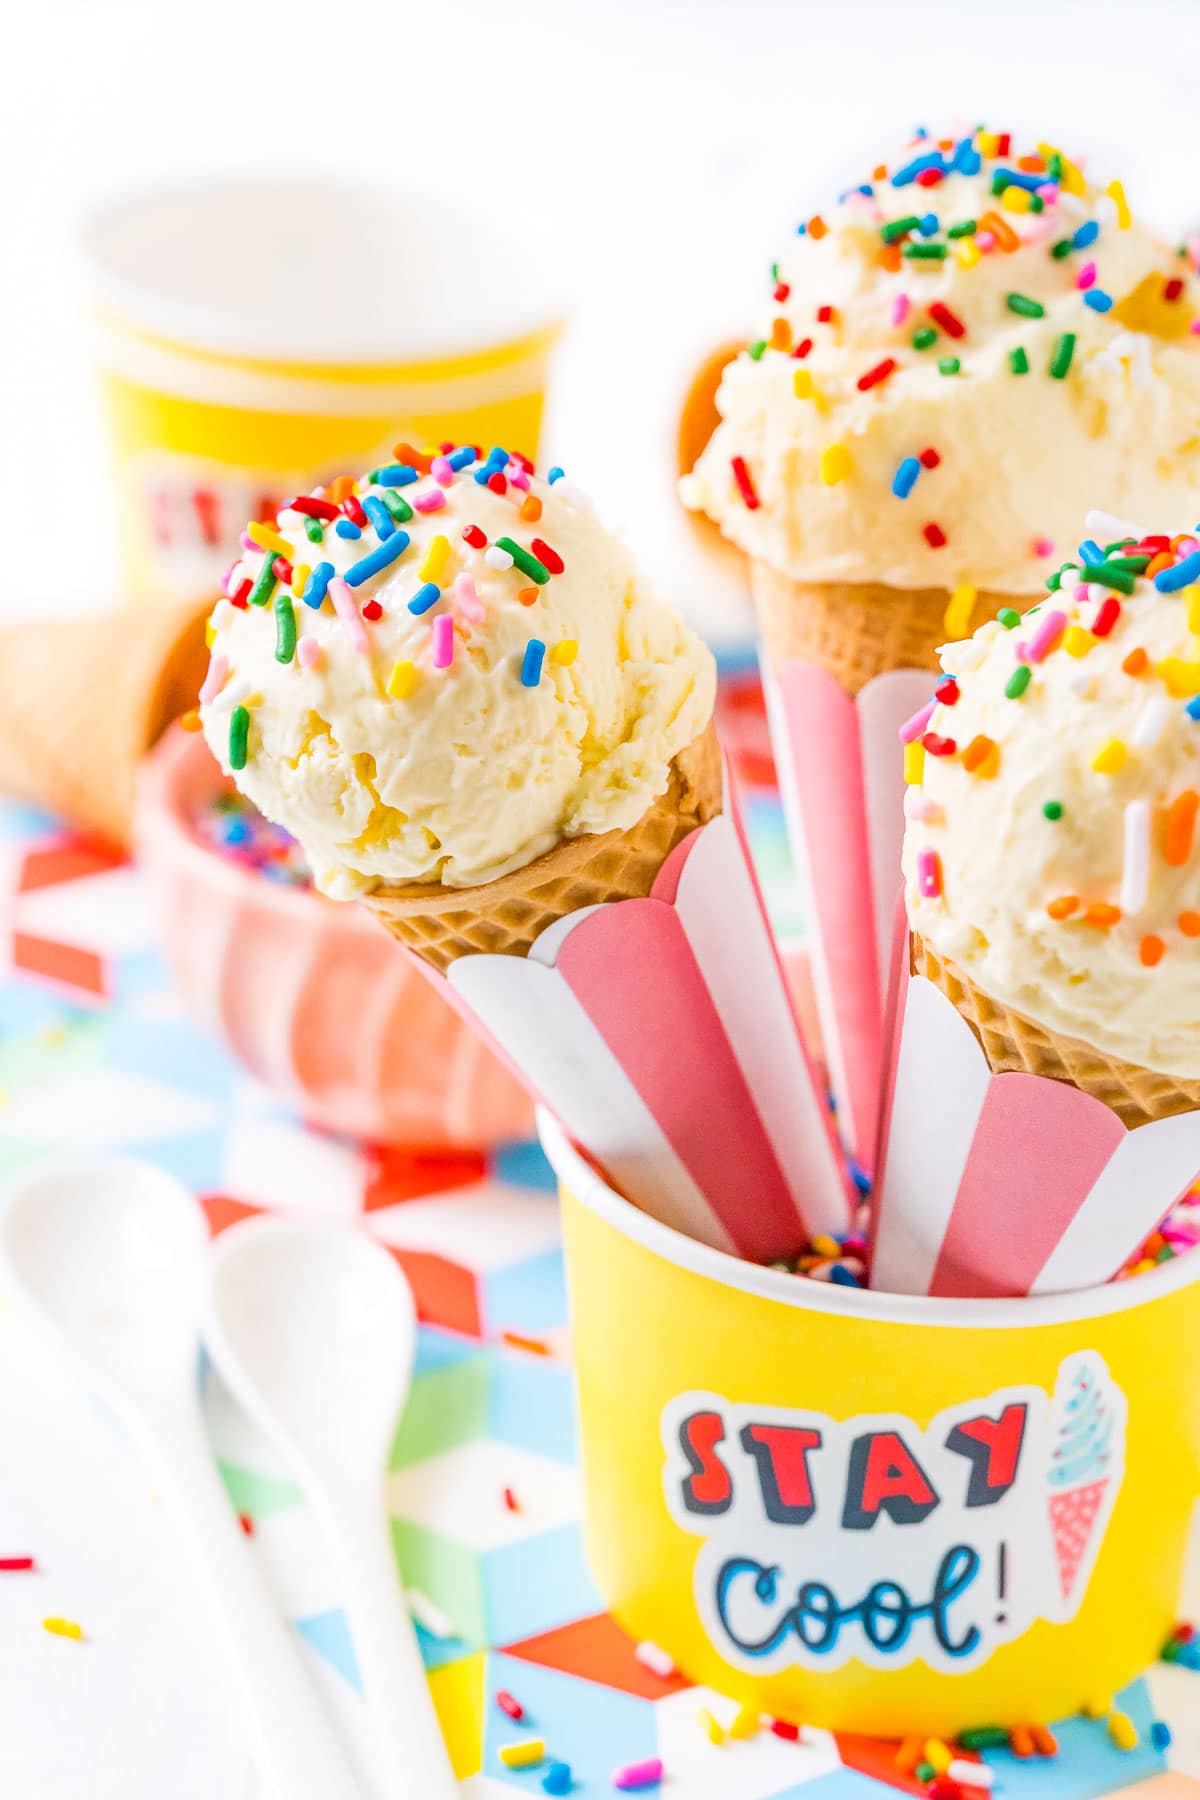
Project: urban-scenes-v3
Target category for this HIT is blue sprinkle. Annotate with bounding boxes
[225,819,251,846]
[994,167,1043,195]
[952,139,981,176]
[521,639,546,686]
[302,561,335,608]
[830,1265,862,1288]
[448,446,476,470]
[344,530,411,587]
[1157,550,1200,591]
[847,1157,871,1197]
[335,519,361,539]
[485,445,509,467]
[376,464,419,488]
[1179,1640,1200,1668]
[891,151,944,188]
[1083,288,1113,313]
[408,582,440,615]
[917,212,939,237]
[474,465,497,485]
[796,221,807,236]
[362,495,395,539]
[542,1764,572,1797]
[892,456,921,499]
[1187,696,1200,722]
[548,467,565,484]
[1150,1722,1172,1752]
[1072,219,1100,250]
[1078,539,1105,566]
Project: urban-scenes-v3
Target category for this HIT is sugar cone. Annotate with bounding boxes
[0,600,212,847]
[912,931,1200,1129]
[367,722,723,971]
[1048,1479,1109,1600]
[750,563,1027,695]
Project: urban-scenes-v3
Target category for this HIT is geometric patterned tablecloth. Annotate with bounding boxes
[0,792,1196,1799]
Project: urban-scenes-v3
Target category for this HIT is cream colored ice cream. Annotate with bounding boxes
[200,451,716,897]
[683,129,1200,596]
[902,509,1200,1076]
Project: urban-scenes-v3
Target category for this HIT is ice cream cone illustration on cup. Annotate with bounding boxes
[199,447,851,1258]
[681,126,1200,1169]
[873,509,1200,1298]
[1046,1353,1124,1605]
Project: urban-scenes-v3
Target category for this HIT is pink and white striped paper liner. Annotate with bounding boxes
[443,797,853,1262]
[764,656,931,1171]
[871,973,1200,1298]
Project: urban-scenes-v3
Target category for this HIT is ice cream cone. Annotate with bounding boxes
[750,562,1024,695]
[0,601,212,847]
[366,723,723,970]
[911,931,1200,1129]
[1048,1479,1110,1601]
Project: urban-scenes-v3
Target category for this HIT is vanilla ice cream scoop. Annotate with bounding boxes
[902,509,1200,1076]
[200,449,716,896]
[683,128,1200,595]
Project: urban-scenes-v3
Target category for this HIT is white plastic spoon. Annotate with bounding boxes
[205,1215,458,1800]
[0,1159,362,1800]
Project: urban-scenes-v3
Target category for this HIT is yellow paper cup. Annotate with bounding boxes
[542,1114,1200,1735]
[83,179,564,604]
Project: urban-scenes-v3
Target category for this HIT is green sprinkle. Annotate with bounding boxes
[1051,237,1073,260]
[903,242,948,261]
[1043,800,1064,821]
[274,592,296,664]
[1026,193,1045,214]
[496,536,551,585]
[770,260,779,283]
[1087,562,1136,594]
[881,215,921,244]
[937,356,961,375]
[1006,665,1032,699]
[1006,293,1045,318]
[998,607,1021,629]
[1009,346,1030,375]
[1046,571,1061,590]
[229,705,250,771]
[380,490,414,524]
[303,518,325,545]
[915,1765,937,1784]
[748,340,767,361]
[1047,153,1064,182]
[946,219,976,239]
[247,558,278,607]
[959,1728,1014,1752]
[1049,331,1076,379]
[990,171,1007,197]
[1105,554,1151,573]
[912,327,937,350]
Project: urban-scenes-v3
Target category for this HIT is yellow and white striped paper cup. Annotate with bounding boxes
[84,179,564,604]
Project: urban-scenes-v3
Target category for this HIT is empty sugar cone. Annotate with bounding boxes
[911,932,1200,1129]
[0,600,212,847]
[367,723,723,969]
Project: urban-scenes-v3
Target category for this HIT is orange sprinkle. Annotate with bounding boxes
[502,1330,551,1356]
[1165,790,1199,866]
[1140,935,1166,967]
[1017,154,1046,173]
[770,317,793,351]
[894,1739,923,1776]
[1029,1725,1059,1757]
[328,474,355,502]
[878,245,902,272]
[980,209,1019,252]
[1047,895,1079,920]
[1122,647,1150,677]
[1146,551,1173,579]
[1181,912,1200,937]
[807,215,828,239]
[962,734,1000,778]
[1083,903,1122,929]
[1010,1727,1035,1760]
[873,163,888,181]
[518,586,540,606]
[520,494,543,523]
[179,709,203,733]
[392,441,434,472]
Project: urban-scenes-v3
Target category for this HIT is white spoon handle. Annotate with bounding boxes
[151,1405,363,1800]
[325,1491,458,1800]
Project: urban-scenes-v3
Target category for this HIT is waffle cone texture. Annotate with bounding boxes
[367,723,723,972]
[0,601,213,847]
[751,562,1026,696]
[911,931,1200,1129]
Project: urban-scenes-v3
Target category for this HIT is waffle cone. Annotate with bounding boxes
[912,931,1200,1129]
[750,562,1026,696]
[0,601,212,848]
[367,722,723,972]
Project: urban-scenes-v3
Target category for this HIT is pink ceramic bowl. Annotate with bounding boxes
[136,724,535,1147]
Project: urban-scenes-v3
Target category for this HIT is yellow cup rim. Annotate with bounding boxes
[538,1108,1200,1330]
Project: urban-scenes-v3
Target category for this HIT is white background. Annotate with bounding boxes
[3,0,1200,629]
